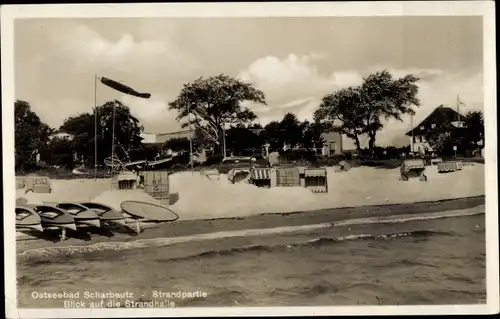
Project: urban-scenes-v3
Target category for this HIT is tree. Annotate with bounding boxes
[39,137,74,168]
[129,143,161,161]
[425,124,468,156]
[464,110,484,150]
[168,74,266,154]
[279,113,303,148]
[60,100,143,166]
[226,126,263,154]
[262,121,284,151]
[359,70,420,151]
[302,121,326,149]
[314,87,366,152]
[314,70,420,153]
[248,123,263,129]
[425,110,484,157]
[15,100,53,171]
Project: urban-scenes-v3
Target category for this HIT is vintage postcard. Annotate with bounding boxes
[2,1,498,318]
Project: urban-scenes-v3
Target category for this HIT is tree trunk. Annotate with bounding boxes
[353,134,362,153]
[368,132,376,153]
[218,132,225,157]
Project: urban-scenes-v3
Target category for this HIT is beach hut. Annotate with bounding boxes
[143,171,170,200]
[304,168,328,193]
[25,176,52,193]
[275,167,301,187]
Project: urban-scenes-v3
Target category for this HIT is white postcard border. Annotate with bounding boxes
[2,1,498,317]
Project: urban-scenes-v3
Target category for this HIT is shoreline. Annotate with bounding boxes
[17,195,485,252]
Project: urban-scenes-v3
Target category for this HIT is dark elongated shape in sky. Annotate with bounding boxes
[100,77,151,99]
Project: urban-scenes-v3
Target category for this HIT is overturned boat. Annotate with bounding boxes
[120,201,179,234]
[28,204,77,231]
[79,202,127,226]
[16,206,43,232]
[55,203,101,228]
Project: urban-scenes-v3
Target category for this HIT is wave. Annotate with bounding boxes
[18,229,457,266]
[164,230,456,262]
[17,207,483,263]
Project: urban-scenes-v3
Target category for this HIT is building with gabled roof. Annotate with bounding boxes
[405,105,466,154]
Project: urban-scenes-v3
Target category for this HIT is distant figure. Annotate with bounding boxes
[268,151,280,167]
[337,160,351,172]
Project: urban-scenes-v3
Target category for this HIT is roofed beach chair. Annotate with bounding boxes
[400,159,427,182]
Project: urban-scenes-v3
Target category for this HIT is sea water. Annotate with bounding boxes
[17,213,486,307]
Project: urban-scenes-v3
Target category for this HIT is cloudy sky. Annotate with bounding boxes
[14,16,483,148]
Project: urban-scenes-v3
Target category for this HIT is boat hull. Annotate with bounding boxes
[41,221,77,231]
[55,203,102,228]
[75,218,101,228]
[29,204,77,231]
[72,210,101,228]
[16,207,43,233]
[79,202,127,224]
[17,224,44,232]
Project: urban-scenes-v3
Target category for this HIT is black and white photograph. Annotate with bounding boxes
[2,2,498,317]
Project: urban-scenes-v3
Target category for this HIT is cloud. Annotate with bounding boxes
[32,99,89,129]
[238,54,483,148]
[238,54,331,102]
[51,24,200,75]
[120,94,182,133]
[237,54,361,125]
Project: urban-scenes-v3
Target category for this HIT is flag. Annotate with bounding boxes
[457,96,466,107]
[99,77,151,99]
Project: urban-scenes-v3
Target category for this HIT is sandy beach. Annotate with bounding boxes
[17,163,485,219]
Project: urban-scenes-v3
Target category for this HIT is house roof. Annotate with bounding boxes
[405,105,465,136]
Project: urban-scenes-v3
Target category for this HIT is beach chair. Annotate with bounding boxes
[275,167,301,187]
[437,161,457,173]
[25,176,52,193]
[250,167,272,188]
[112,171,137,190]
[304,168,328,193]
[227,168,251,184]
[400,159,427,182]
[143,171,170,200]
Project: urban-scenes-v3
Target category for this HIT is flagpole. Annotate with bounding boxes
[112,100,116,179]
[410,114,414,154]
[457,94,461,123]
[188,104,193,174]
[94,74,98,181]
[222,124,227,157]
